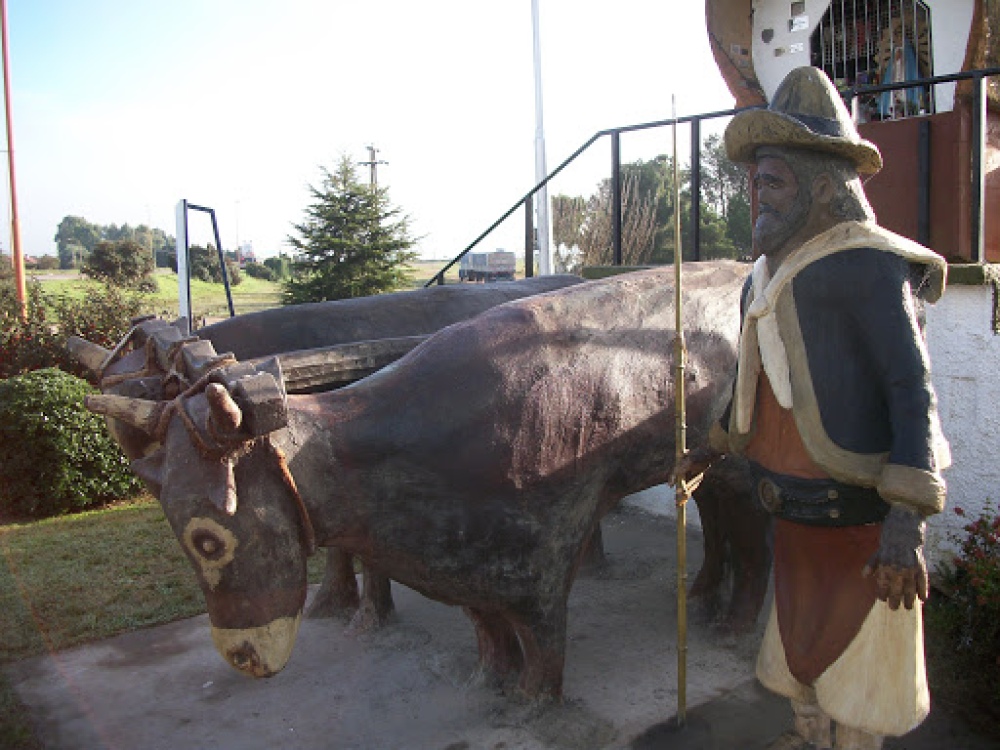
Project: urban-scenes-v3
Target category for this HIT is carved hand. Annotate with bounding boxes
[863,503,928,610]
[669,445,722,488]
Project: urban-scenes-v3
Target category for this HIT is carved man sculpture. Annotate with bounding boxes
[681,67,950,750]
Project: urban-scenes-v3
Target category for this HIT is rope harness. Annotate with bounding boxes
[101,326,318,557]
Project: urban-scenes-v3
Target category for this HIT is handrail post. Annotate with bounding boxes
[612,131,622,266]
[208,208,235,317]
[524,196,535,278]
[971,73,986,263]
[689,118,701,262]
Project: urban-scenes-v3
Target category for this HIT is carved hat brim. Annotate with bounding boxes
[724,66,883,175]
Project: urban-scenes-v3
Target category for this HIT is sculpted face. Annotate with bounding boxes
[752,156,811,259]
[131,394,308,679]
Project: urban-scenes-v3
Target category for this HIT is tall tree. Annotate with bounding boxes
[54,216,101,269]
[701,134,752,258]
[578,169,659,269]
[548,149,750,269]
[551,195,587,273]
[283,156,417,304]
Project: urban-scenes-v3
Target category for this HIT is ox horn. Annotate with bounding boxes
[206,382,243,435]
[67,336,111,375]
[85,394,164,435]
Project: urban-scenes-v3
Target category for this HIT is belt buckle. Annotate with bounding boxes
[757,478,783,514]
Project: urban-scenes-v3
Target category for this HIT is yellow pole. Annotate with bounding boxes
[1,0,25,321]
[672,96,689,727]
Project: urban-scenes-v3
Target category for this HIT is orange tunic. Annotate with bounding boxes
[744,375,827,479]
[744,375,879,684]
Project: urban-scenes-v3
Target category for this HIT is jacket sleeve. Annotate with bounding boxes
[845,251,948,515]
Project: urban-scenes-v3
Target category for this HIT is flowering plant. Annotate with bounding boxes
[949,503,1000,614]
[934,502,1000,686]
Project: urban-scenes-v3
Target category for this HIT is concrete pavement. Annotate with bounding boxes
[4,504,995,750]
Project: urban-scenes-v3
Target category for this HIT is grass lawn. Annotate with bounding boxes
[0,497,327,749]
[0,498,202,750]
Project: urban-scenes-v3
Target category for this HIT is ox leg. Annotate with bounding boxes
[689,468,730,618]
[307,547,360,619]
[691,456,772,634]
[348,568,395,633]
[508,601,568,699]
[578,523,607,574]
[464,607,523,685]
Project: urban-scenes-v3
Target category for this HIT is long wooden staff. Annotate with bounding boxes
[672,95,690,727]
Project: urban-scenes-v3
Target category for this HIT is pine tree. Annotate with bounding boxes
[283,156,417,304]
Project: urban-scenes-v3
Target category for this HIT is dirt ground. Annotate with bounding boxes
[5,501,996,750]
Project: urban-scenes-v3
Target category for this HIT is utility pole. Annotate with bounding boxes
[1,0,25,320]
[531,0,552,276]
[358,145,388,190]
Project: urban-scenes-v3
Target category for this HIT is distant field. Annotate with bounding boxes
[25,260,485,323]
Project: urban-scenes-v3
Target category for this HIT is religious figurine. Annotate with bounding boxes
[680,66,950,750]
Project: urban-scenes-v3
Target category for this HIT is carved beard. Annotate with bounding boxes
[753,188,811,258]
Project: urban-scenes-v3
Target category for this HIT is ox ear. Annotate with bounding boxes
[132,451,166,497]
[206,459,239,516]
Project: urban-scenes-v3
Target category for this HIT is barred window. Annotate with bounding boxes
[810,0,933,121]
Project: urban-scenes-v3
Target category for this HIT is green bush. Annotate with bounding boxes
[81,240,155,289]
[243,261,277,282]
[0,278,147,381]
[0,369,141,519]
[184,244,243,286]
[50,282,146,352]
[27,254,59,270]
[0,280,65,379]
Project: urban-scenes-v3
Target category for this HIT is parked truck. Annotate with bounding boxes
[459,249,516,282]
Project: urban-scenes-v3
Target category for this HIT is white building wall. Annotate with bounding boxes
[750,0,975,112]
[751,0,832,98]
[924,0,975,112]
[925,282,1000,564]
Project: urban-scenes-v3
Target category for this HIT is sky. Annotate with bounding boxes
[4,0,735,261]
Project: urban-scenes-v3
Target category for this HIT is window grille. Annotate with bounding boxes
[810,0,933,121]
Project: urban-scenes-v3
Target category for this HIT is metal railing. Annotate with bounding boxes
[425,66,998,286]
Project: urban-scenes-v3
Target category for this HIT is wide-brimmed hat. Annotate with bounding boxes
[724,66,882,174]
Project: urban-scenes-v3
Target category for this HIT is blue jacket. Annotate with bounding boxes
[711,221,950,516]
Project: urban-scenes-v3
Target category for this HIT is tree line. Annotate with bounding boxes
[54,216,175,270]
[551,134,751,273]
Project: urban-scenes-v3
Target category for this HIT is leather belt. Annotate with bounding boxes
[749,462,889,527]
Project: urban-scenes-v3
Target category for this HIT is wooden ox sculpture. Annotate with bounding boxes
[83,262,750,697]
[71,275,584,629]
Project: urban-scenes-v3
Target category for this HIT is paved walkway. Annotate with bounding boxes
[4,505,995,750]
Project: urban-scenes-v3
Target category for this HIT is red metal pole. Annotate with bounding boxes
[1,0,26,321]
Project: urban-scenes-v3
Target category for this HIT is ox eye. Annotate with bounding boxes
[191,529,226,560]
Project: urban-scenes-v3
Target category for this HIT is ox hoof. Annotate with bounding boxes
[345,602,395,635]
[306,588,360,621]
[467,665,509,692]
